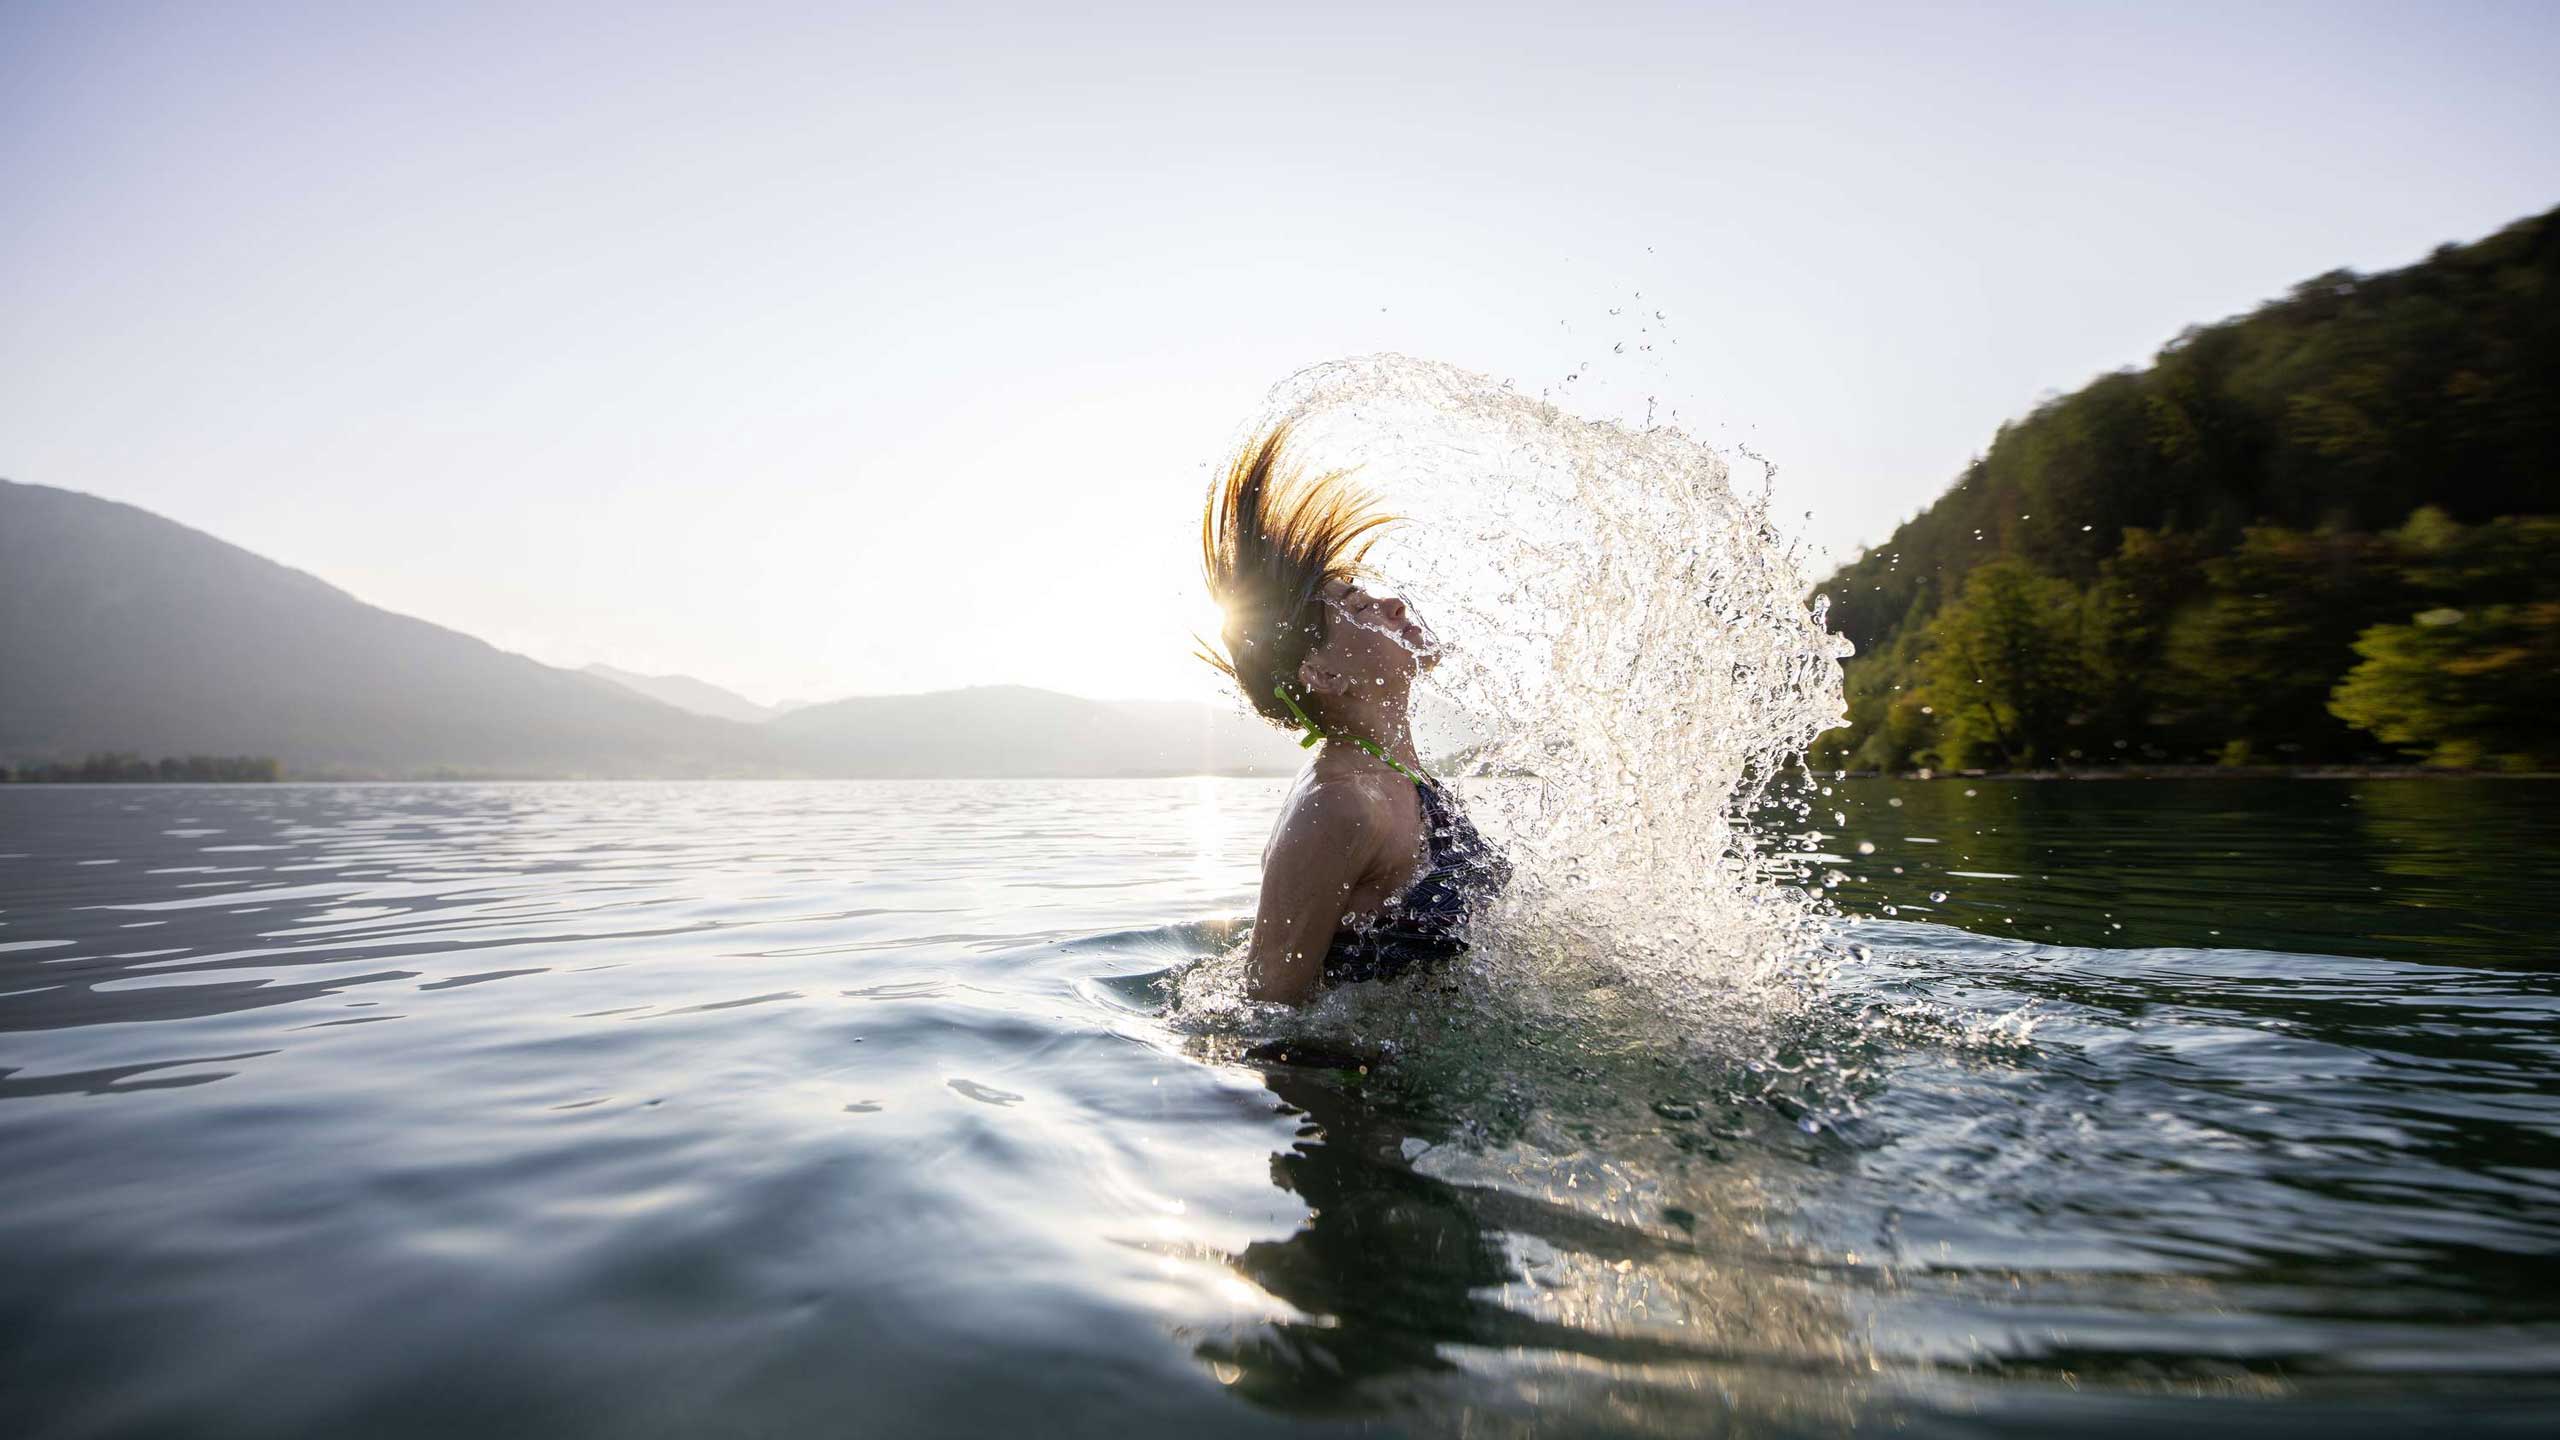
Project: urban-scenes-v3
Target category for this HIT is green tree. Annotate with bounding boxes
[2159,526,2408,761]
[2077,526,2205,756]
[2331,603,2560,770]
[1918,559,2086,769]
[2391,509,2560,605]
[1813,590,1940,772]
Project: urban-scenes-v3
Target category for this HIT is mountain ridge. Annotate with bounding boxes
[0,480,1304,780]
[582,663,777,724]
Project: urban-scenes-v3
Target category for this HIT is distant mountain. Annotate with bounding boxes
[768,686,1305,778]
[0,480,781,778]
[582,663,775,724]
[0,480,1308,780]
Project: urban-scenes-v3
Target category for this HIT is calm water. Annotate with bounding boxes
[2,779,2556,1437]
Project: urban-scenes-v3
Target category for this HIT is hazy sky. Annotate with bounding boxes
[6,2,2556,705]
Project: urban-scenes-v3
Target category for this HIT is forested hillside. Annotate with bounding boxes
[1815,204,2559,773]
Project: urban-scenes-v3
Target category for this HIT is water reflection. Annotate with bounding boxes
[1203,1062,1514,1403]
[1801,779,2560,965]
[1193,1055,1872,1434]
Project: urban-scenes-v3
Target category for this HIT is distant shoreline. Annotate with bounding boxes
[1836,765,2558,781]
[10,766,2555,787]
[0,769,1300,786]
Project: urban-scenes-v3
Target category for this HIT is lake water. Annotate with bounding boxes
[2,778,2556,1437]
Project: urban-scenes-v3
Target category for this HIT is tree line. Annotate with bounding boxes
[1814,203,2559,773]
[2,753,283,783]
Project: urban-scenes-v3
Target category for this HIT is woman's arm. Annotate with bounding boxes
[1243,782,1392,1004]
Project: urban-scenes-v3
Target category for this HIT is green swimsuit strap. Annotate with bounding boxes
[1272,681,1429,787]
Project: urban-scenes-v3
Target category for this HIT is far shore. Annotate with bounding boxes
[0,768,1301,786]
[10,764,2554,787]
[1836,765,2557,781]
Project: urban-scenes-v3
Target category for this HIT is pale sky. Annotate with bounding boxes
[6,1,2555,705]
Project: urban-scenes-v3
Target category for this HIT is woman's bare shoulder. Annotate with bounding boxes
[1292,769,1411,817]
[1271,771,1407,851]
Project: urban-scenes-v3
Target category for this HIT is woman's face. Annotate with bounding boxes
[1302,577,1441,690]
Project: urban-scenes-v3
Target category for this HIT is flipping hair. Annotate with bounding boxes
[1199,422,1395,727]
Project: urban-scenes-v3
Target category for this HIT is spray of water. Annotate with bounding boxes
[1174,353,1853,1088]
[1147,356,2082,1418]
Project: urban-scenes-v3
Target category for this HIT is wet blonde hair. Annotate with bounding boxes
[1199,422,1395,727]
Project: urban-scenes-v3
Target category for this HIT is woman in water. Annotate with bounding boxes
[1199,424,1508,1004]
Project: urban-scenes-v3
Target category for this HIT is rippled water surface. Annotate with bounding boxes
[3,778,2557,1437]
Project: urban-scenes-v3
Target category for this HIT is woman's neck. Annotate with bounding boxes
[1310,692,1426,779]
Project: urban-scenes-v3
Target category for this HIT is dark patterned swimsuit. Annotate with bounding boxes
[1321,780,1511,985]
